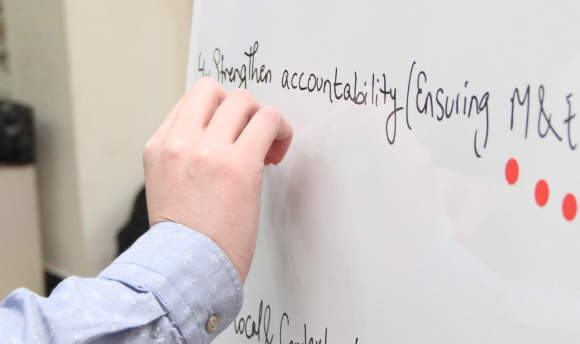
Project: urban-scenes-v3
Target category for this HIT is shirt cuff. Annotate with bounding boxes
[98,221,243,344]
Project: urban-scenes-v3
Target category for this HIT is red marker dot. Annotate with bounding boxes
[505,158,519,185]
[535,180,549,207]
[563,194,577,221]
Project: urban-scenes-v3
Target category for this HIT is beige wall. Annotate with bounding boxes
[0,166,44,296]
[5,0,193,277]
[4,0,85,276]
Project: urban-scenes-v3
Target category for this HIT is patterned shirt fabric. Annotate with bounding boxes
[0,222,243,343]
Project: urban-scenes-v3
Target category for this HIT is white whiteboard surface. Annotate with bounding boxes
[186,1,580,342]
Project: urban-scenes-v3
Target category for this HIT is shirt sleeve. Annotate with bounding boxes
[0,221,243,344]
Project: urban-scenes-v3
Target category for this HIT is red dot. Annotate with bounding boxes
[505,158,519,185]
[563,194,577,221]
[535,180,549,207]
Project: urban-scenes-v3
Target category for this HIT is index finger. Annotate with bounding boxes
[167,77,227,146]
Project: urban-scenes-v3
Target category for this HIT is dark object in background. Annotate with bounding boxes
[47,186,149,296]
[117,186,149,255]
[44,271,63,296]
[0,100,34,164]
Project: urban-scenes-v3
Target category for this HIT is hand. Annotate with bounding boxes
[143,78,293,283]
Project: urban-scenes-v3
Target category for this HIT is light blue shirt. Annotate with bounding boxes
[0,222,243,343]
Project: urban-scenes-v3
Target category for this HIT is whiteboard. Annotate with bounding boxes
[186,1,580,342]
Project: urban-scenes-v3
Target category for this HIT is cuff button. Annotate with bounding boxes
[206,315,220,333]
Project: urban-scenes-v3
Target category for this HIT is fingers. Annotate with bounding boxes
[156,78,293,167]
[235,106,293,165]
[204,89,261,145]
[167,77,227,146]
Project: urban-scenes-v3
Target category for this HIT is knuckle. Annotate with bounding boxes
[195,77,223,94]
[196,76,220,88]
[162,140,186,161]
[190,145,211,166]
[230,88,259,108]
[260,106,282,123]
[230,88,252,99]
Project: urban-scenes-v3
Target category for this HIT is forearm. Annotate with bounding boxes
[0,222,243,343]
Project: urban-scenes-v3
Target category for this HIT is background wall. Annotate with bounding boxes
[4,0,194,278]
